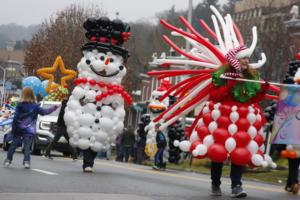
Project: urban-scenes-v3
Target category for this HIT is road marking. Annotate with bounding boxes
[95,161,284,194]
[31,168,58,175]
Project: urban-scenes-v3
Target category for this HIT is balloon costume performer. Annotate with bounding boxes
[147,6,281,196]
[64,17,132,172]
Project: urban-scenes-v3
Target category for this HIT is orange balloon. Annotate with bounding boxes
[288,151,297,159]
[280,150,288,158]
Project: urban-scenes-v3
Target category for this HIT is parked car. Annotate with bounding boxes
[33,101,72,156]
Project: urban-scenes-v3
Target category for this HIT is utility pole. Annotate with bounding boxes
[186,0,193,53]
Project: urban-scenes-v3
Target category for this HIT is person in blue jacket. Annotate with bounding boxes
[3,87,58,169]
[153,123,167,170]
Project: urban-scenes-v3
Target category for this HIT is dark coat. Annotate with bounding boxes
[156,131,167,148]
[12,102,57,136]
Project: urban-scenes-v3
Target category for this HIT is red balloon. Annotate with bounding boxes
[208,102,215,110]
[238,106,248,118]
[217,116,231,129]
[233,131,251,147]
[196,126,210,141]
[236,118,250,131]
[189,140,202,154]
[219,104,231,116]
[230,147,251,166]
[207,144,228,162]
[213,128,230,145]
[296,53,300,60]
[203,112,213,126]
[254,134,264,147]
[253,120,263,131]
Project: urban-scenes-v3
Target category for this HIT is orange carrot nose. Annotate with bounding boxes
[104,58,110,65]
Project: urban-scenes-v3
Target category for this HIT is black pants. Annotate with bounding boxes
[287,158,300,186]
[122,146,132,162]
[82,148,97,169]
[45,126,77,159]
[211,162,244,188]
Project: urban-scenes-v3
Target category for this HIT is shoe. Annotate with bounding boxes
[43,154,54,160]
[83,167,93,173]
[152,166,159,170]
[23,161,30,169]
[292,183,300,195]
[285,185,293,193]
[3,159,11,167]
[231,185,247,198]
[211,185,222,196]
[72,158,78,162]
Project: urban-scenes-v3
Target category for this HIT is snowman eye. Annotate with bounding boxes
[110,58,114,62]
[100,56,105,61]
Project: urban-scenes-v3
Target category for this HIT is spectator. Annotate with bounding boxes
[3,87,58,169]
[152,123,167,170]
[121,127,135,162]
[115,132,123,162]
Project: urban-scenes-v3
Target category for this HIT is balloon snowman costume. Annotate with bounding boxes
[64,17,132,152]
[145,79,172,145]
[148,6,281,168]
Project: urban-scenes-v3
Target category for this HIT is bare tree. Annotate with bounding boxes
[24,4,106,83]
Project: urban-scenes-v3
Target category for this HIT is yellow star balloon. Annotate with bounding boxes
[37,56,77,93]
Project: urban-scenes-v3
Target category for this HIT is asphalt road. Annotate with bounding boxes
[0,150,298,200]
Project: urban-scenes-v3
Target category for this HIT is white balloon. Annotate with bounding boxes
[83,103,97,115]
[192,149,199,157]
[264,154,273,164]
[212,109,221,121]
[72,86,85,99]
[261,161,268,168]
[64,111,76,125]
[189,131,199,143]
[116,107,126,119]
[68,100,80,111]
[79,113,95,127]
[247,140,259,154]
[256,114,262,121]
[114,122,124,133]
[228,124,238,135]
[286,145,294,151]
[230,111,239,123]
[247,113,256,125]
[208,121,218,133]
[225,137,236,153]
[77,139,90,150]
[231,105,237,111]
[202,106,210,114]
[99,117,113,131]
[85,90,97,101]
[247,126,257,139]
[251,154,263,166]
[100,106,114,118]
[91,142,104,152]
[77,127,93,138]
[179,140,191,152]
[248,106,255,113]
[173,140,180,147]
[203,135,214,147]
[196,144,208,155]
[197,118,204,126]
[271,162,277,169]
[95,131,108,142]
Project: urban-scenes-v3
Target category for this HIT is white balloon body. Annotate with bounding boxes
[64,50,127,152]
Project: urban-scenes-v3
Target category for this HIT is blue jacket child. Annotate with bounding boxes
[4,87,58,169]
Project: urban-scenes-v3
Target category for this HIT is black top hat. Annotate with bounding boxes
[82,17,131,60]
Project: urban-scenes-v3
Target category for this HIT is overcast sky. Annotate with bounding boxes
[0,0,227,26]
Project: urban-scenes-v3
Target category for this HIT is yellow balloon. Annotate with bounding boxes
[145,143,158,158]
